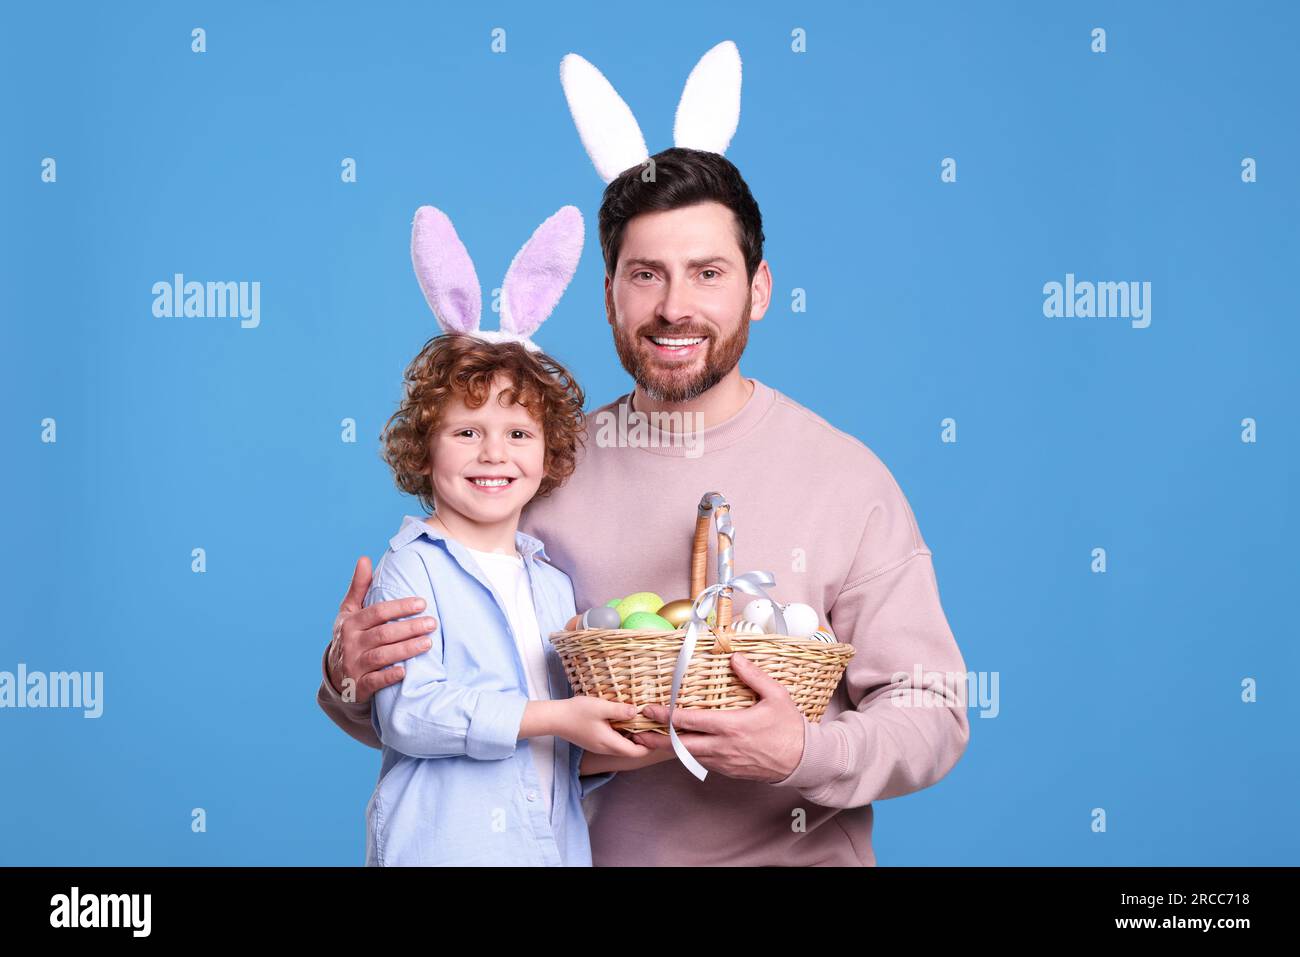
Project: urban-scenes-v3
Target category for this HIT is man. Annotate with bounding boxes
[318,147,970,865]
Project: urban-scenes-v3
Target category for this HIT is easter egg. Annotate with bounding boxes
[564,614,582,630]
[779,602,821,639]
[810,627,837,643]
[741,599,775,629]
[622,611,674,631]
[582,605,622,630]
[605,598,621,608]
[730,619,765,635]
[615,592,665,624]
[657,599,695,627]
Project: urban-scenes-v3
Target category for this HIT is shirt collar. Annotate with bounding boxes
[389,515,549,562]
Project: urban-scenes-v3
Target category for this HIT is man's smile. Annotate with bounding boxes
[644,333,708,359]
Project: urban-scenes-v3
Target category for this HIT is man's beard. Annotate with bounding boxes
[611,290,752,404]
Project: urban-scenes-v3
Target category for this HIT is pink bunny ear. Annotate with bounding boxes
[411,206,481,333]
[500,206,584,338]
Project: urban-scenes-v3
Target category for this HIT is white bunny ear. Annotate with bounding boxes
[411,206,481,333]
[500,206,584,341]
[673,40,742,155]
[560,52,650,184]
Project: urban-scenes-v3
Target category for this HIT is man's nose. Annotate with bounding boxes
[656,279,693,324]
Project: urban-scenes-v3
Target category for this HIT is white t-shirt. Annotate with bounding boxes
[464,546,555,819]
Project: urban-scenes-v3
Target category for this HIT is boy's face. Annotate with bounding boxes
[605,200,770,403]
[426,373,546,530]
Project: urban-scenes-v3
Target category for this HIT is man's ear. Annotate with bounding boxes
[749,259,773,322]
[604,273,616,326]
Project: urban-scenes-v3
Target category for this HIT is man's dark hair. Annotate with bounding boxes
[597,147,765,282]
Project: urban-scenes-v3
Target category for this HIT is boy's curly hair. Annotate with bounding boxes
[380,334,586,513]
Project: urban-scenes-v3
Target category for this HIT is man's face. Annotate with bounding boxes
[426,374,546,529]
[606,201,766,403]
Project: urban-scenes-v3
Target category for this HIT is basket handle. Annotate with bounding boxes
[690,492,734,653]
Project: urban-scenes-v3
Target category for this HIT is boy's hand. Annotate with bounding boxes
[554,697,652,757]
[326,556,439,704]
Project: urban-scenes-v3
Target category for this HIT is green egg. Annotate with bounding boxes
[621,611,674,631]
[615,591,665,623]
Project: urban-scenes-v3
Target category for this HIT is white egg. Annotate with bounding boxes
[730,619,765,635]
[778,602,821,639]
[810,627,837,643]
[741,599,775,629]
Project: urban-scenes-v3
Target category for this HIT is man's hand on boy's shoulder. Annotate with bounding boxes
[325,556,440,705]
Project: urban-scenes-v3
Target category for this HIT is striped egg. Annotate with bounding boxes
[810,627,837,643]
[730,619,766,635]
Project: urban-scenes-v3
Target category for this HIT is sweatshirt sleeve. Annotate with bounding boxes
[770,481,970,808]
[316,645,382,750]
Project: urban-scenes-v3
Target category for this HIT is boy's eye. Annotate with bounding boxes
[453,428,531,439]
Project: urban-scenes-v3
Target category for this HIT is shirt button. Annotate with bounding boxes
[526,790,538,802]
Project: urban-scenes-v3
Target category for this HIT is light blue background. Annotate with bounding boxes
[2,1,1296,865]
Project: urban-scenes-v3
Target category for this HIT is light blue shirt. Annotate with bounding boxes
[364,515,613,866]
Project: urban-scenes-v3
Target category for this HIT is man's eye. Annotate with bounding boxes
[635,271,654,281]
[701,269,719,280]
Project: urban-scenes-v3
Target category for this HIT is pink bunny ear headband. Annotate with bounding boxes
[560,39,742,183]
[410,205,584,352]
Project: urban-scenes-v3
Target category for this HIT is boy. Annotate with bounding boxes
[364,333,668,866]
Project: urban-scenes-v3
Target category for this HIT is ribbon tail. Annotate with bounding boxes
[669,723,708,781]
[667,617,709,781]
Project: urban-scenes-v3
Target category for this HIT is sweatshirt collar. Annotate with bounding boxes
[607,377,777,457]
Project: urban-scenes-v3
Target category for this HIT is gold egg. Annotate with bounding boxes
[656,599,695,628]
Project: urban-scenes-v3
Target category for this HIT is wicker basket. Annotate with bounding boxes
[550,492,854,734]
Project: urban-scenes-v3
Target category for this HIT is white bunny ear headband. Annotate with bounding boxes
[410,205,584,352]
[560,39,742,183]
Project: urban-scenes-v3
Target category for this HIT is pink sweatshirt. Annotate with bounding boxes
[318,377,969,866]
